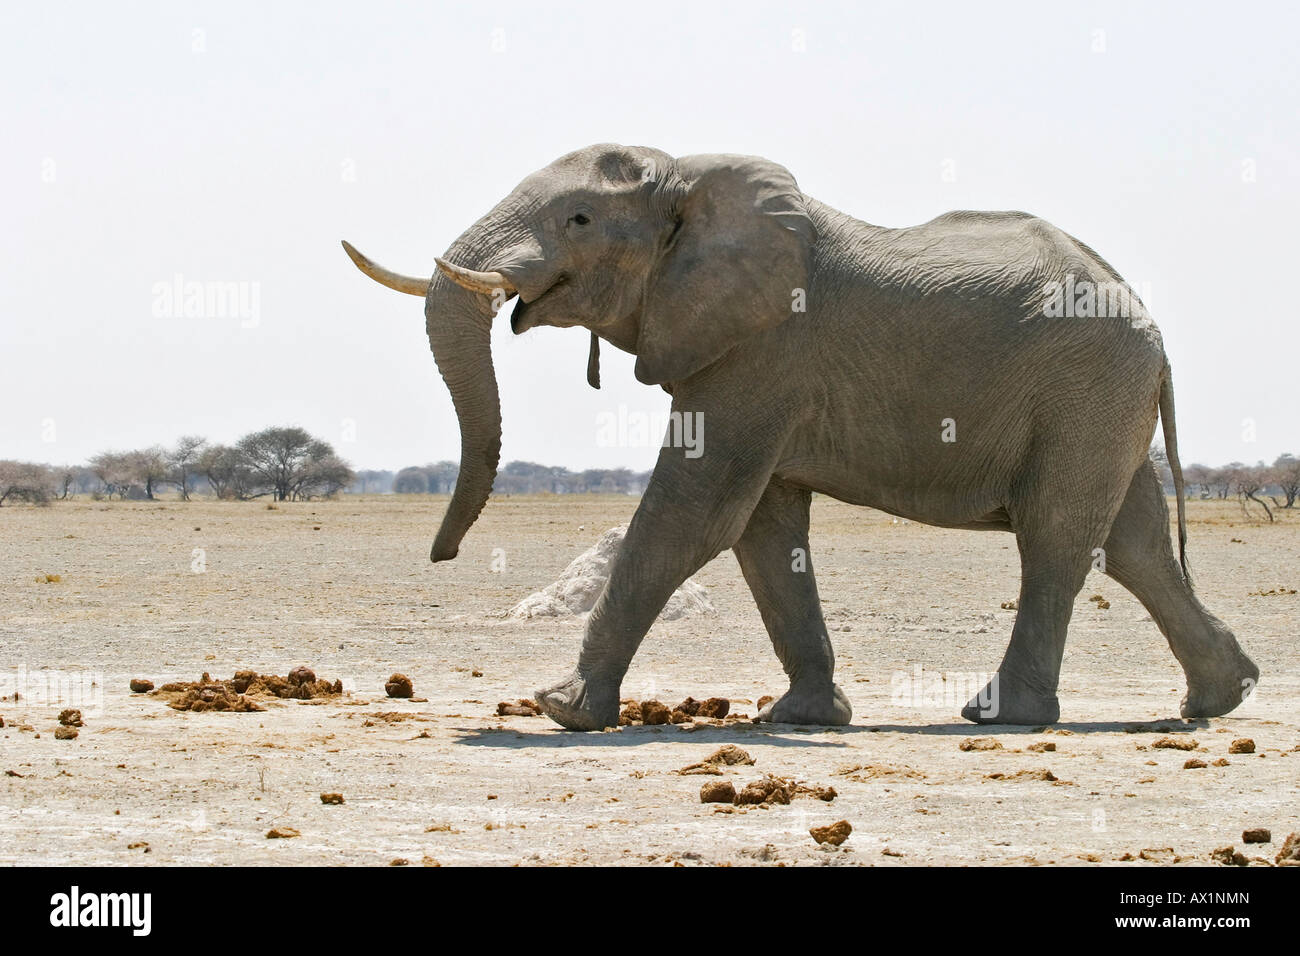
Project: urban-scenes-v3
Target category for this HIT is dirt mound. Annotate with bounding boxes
[154,668,344,712]
[508,526,712,621]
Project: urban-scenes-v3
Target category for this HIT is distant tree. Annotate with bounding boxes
[0,460,53,506]
[90,451,137,499]
[198,444,258,500]
[426,461,459,494]
[1232,461,1274,523]
[351,469,394,494]
[167,435,208,501]
[127,446,169,499]
[1272,453,1300,508]
[1183,462,1213,499]
[236,426,353,501]
[393,466,429,494]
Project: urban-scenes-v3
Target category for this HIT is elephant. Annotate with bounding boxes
[342,143,1260,731]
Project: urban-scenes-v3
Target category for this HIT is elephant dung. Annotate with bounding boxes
[54,725,79,741]
[1228,737,1255,754]
[734,775,793,805]
[809,820,852,846]
[1276,833,1300,866]
[1242,828,1270,843]
[320,792,345,805]
[1152,736,1198,751]
[57,709,83,727]
[385,673,414,698]
[959,736,1002,752]
[496,699,542,717]
[640,700,671,725]
[699,780,736,804]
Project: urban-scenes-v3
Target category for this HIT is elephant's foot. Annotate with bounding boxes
[534,670,620,731]
[758,681,852,726]
[1181,655,1260,718]
[960,673,1059,725]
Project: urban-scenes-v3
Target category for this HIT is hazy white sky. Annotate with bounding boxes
[2,1,1296,472]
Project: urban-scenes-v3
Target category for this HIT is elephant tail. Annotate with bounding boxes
[1159,361,1193,589]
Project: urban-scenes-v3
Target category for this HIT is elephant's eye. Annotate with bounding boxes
[571,213,591,226]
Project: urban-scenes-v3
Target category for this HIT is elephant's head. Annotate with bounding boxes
[342,144,816,562]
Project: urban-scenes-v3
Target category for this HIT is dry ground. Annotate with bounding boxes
[1,494,1296,866]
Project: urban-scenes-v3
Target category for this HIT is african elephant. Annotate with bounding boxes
[342,143,1259,730]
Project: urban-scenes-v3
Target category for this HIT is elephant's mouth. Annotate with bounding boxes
[510,274,568,333]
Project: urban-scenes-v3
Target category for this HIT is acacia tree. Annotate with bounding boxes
[0,461,52,506]
[128,446,169,499]
[198,444,258,500]
[1232,462,1275,523]
[236,426,354,501]
[1272,453,1300,508]
[168,435,208,501]
[90,451,136,499]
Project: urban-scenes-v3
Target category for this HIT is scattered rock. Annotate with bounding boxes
[385,673,413,698]
[1242,828,1271,844]
[959,736,1002,751]
[496,699,542,717]
[1276,832,1300,866]
[129,678,154,693]
[1228,737,1255,754]
[57,709,82,727]
[54,726,78,740]
[266,827,300,839]
[810,820,852,846]
[1152,736,1198,751]
[509,526,712,621]
[320,793,345,805]
[699,780,736,804]
[1183,758,1207,769]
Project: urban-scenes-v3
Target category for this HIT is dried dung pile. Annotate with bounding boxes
[153,667,344,712]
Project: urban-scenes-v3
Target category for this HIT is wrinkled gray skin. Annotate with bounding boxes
[344,144,1259,731]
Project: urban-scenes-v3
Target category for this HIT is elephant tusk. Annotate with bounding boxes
[434,257,517,296]
[340,240,430,296]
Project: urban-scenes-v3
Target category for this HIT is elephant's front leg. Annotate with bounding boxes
[534,428,778,730]
[734,480,852,725]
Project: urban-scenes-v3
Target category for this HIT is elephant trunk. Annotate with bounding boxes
[425,205,522,562]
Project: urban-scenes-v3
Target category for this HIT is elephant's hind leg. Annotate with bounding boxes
[1101,462,1259,718]
[733,481,851,725]
[962,460,1128,725]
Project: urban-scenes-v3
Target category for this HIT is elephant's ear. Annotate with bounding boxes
[634,155,815,385]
